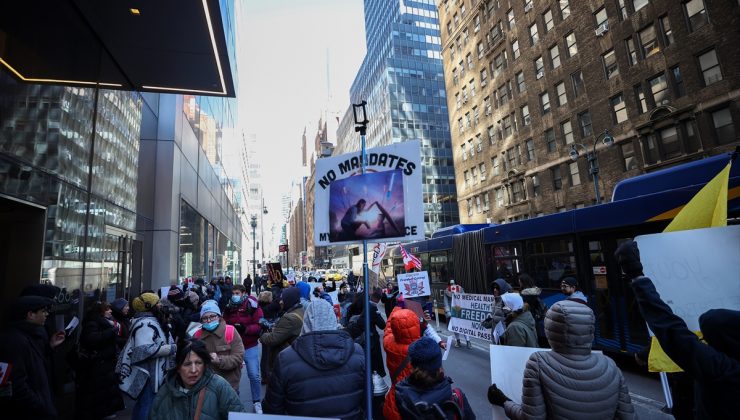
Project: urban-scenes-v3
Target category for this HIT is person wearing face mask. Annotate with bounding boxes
[223,285,264,413]
[259,287,304,386]
[195,300,244,393]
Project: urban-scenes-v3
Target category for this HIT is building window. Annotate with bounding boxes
[467,198,473,217]
[543,9,554,33]
[465,112,471,129]
[477,42,485,58]
[483,193,490,211]
[456,93,461,109]
[639,25,659,58]
[516,71,526,93]
[698,49,722,86]
[496,188,504,207]
[452,67,458,85]
[476,134,484,152]
[561,120,574,144]
[502,115,514,138]
[480,68,488,87]
[618,0,629,20]
[463,28,470,45]
[571,70,585,97]
[626,37,638,66]
[569,162,581,186]
[595,7,608,28]
[610,94,628,124]
[540,92,551,115]
[470,79,477,97]
[461,144,467,161]
[498,84,511,107]
[461,4,467,17]
[550,45,561,69]
[507,9,516,29]
[565,32,578,57]
[684,0,708,32]
[484,96,492,115]
[603,49,619,79]
[492,156,500,175]
[462,86,468,103]
[671,66,685,97]
[529,23,539,45]
[473,106,480,126]
[488,125,496,144]
[635,84,648,114]
[579,111,593,137]
[464,170,470,188]
[531,174,541,197]
[684,120,702,153]
[479,163,487,180]
[712,108,736,145]
[512,181,525,203]
[535,56,545,79]
[458,118,464,134]
[545,128,557,152]
[633,0,649,12]
[621,142,638,170]
[474,14,481,32]
[512,39,521,59]
[521,105,531,126]
[649,73,669,106]
[493,52,508,77]
[526,138,535,161]
[469,139,475,157]
[556,82,567,106]
[551,166,563,190]
[660,15,674,46]
[472,166,478,184]
[659,126,681,159]
[560,0,571,19]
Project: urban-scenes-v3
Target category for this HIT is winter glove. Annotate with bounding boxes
[614,240,644,279]
[487,384,511,406]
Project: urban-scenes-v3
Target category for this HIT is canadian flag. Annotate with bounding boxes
[400,244,422,272]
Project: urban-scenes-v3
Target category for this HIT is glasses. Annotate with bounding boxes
[200,314,219,323]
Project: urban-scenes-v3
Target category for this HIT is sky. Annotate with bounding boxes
[236,0,367,248]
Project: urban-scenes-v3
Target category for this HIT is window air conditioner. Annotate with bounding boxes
[524,3,533,12]
[595,23,609,37]
[536,70,544,79]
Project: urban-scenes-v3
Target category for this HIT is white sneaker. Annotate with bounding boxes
[253,402,263,414]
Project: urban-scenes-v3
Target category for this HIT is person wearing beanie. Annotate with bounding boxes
[500,293,538,348]
[263,300,365,419]
[116,292,176,420]
[395,337,476,419]
[110,298,131,351]
[166,285,199,344]
[195,300,245,393]
[295,281,311,309]
[560,276,588,304]
[483,278,513,338]
[488,300,634,418]
[0,295,63,419]
[259,286,305,385]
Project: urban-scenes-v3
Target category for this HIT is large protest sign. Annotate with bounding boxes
[397,271,431,298]
[448,293,495,342]
[635,225,740,333]
[314,140,423,246]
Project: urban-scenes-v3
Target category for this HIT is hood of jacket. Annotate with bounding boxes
[296,281,311,300]
[388,308,421,345]
[293,330,356,370]
[301,300,338,334]
[700,308,740,362]
[545,300,594,356]
[510,309,536,330]
[520,287,541,296]
[493,278,512,294]
[395,376,453,414]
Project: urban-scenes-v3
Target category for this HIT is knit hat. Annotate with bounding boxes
[296,281,311,300]
[200,299,221,319]
[167,286,185,301]
[10,296,54,321]
[301,299,338,334]
[111,298,128,314]
[281,287,301,310]
[501,292,524,312]
[561,277,578,288]
[408,337,443,372]
[131,292,159,313]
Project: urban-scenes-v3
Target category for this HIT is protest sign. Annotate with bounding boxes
[397,271,430,298]
[448,293,495,342]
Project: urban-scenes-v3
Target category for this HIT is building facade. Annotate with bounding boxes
[439,0,739,223]
[341,0,460,238]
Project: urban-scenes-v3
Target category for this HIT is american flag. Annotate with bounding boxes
[400,244,422,271]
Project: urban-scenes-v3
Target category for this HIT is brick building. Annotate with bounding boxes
[438,0,740,223]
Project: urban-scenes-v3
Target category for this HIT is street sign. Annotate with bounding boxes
[279,244,288,252]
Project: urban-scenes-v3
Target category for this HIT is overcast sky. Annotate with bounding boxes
[236,0,367,251]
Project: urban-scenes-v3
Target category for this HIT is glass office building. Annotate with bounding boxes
[351,0,459,236]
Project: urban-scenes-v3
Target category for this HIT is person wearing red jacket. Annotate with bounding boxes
[383,307,421,420]
[223,284,264,413]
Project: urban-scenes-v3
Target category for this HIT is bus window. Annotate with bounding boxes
[492,244,522,285]
[524,237,577,289]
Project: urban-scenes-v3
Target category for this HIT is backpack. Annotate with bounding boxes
[194,324,236,344]
[397,387,465,420]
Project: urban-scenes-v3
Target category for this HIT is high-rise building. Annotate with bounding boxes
[439,0,739,223]
[339,0,460,238]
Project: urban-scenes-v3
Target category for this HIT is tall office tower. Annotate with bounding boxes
[438,0,739,224]
[347,0,460,238]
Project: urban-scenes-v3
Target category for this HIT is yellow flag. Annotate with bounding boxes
[647,161,731,373]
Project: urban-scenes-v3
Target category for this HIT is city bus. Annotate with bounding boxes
[382,152,740,354]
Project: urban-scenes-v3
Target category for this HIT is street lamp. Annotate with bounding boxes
[250,215,257,281]
[570,129,615,205]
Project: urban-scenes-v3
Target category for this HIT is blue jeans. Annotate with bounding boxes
[132,378,155,420]
[244,345,262,402]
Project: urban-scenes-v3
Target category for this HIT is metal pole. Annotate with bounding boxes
[252,224,257,280]
[361,129,373,419]
[589,153,601,205]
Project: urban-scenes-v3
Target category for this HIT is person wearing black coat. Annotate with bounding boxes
[616,240,740,419]
[380,282,399,320]
[110,298,131,352]
[346,299,388,419]
[263,300,365,419]
[75,301,125,420]
[0,296,65,420]
[243,275,253,295]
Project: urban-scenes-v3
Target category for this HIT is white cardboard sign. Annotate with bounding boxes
[448,293,495,342]
[397,271,431,298]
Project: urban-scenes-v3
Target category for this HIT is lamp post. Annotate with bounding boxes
[353,100,373,418]
[250,215,257,281]
[569,129,615,205]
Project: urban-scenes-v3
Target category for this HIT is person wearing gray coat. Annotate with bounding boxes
[488,299,635,419]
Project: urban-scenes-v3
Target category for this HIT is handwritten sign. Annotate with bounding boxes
[448,293,495,342]
[397,271,431,298]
